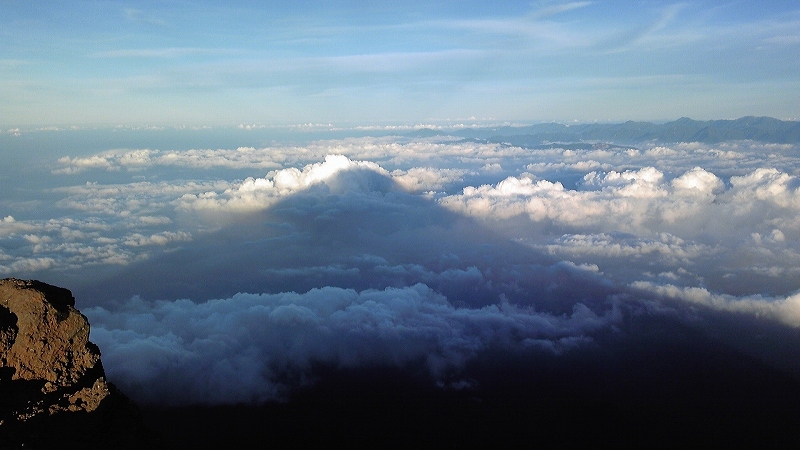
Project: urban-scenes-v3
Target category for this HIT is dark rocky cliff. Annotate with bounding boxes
[0,278,159,449]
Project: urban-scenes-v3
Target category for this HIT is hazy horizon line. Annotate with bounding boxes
[3,114,799,134]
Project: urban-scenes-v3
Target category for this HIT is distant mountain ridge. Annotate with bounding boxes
[447,116,800,145]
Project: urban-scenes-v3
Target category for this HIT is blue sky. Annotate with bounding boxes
[2,0,799,126]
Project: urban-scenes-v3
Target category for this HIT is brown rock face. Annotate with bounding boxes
[0,278,160,449]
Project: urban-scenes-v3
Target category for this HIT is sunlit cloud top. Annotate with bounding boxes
[1,0,799,125]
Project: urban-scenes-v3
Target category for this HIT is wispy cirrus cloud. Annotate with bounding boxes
[0,59,33,67]
[90,47,244,58]
[124,7,168,27]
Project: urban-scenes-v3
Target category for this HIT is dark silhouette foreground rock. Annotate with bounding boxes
[0,278,159,449]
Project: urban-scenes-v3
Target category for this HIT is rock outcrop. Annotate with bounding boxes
[0,278,159,449]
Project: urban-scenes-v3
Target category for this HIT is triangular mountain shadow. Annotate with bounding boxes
[61,163,800,447]
[72,165,616,315]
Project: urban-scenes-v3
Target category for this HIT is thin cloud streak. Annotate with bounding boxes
[91,48,245,58]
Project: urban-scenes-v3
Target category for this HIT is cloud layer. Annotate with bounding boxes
[3,132,800,404]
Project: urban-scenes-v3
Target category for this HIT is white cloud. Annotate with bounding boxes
[54,154,116,174]
[391,167,472,192]
[135,216,173,226]
[542,233,713,265]
[671,167,724,197]
[527,159,612,173]
[55,180,231,216]
[0,215,37,237]
[631,281,800,328]
[0,256,57,274]
[440,165,800,241]
[53,147,283,173]
[176,155,388,213]
[123,231,192,247]
[729,168,800,208]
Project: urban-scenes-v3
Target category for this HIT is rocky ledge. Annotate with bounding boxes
[0,278,159,449]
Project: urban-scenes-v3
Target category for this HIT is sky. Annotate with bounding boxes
[2,0,800,126]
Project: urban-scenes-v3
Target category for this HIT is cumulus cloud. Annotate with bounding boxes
[436,162,800,302]
[0,215,37,237]
[391,167,472,192]
[631,281,800,328]
[49,136,528,177]
[542,233,714,265]
[53,147,283,173]
[86,284,619,405]
[729,168,800,209]
[54,154,116,173]
[175,155,389,213]
[0,256,57,274]
[670,167,724,197]
[0,214,186,276]
[123,231,192,247]
[440,165,800,241]
[55,180,232,216]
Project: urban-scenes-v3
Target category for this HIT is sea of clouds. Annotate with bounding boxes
[2,133,800,404]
